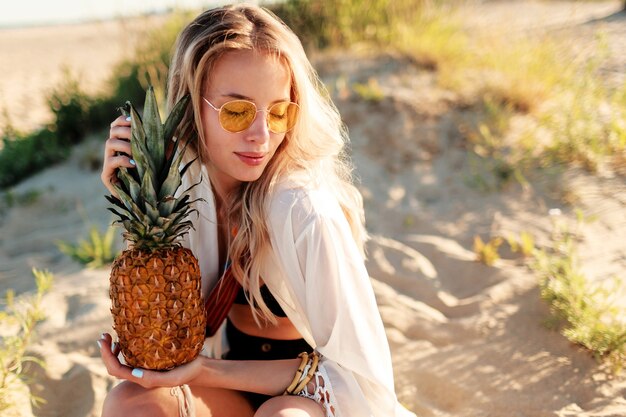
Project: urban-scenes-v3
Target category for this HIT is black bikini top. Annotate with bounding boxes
[233,284,287,317]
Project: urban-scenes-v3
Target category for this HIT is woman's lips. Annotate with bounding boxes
[235,152,266,166]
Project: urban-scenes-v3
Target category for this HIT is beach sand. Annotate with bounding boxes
[0,15,167,134]
[1,2,625,416]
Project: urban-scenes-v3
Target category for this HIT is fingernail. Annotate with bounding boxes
[97,340,102,349]
[100,333,106,340]
[125,116,131,122]
[111,342,117,351]
[129,159,136,166]
[131,369,144,378]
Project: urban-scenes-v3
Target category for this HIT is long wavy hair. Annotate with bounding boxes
[167,4,366,324]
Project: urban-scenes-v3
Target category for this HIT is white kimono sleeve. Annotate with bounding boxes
[266,185,416,417]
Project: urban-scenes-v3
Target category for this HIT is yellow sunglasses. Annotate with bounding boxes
[202,97,299,133]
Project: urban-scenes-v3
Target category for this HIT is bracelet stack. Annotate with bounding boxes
[283,351,320,396]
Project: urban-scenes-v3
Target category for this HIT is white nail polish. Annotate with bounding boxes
[131,369,144,378]
[111,342,117,351]
[125,116,131,122]
[97,340,102,349]
[129,159,136,166]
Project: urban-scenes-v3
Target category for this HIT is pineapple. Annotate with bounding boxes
[106,87,206,370]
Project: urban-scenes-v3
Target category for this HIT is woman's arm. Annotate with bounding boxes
[97,332,301,395]
[265,185,401,417]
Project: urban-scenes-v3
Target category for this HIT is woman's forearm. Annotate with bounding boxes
[193,357,301,396]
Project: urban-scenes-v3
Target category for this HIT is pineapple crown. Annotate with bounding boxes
[106,86,199,250]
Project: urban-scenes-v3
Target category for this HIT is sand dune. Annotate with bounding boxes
[1,2,625,416]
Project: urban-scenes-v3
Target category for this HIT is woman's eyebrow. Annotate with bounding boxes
[222,92,251,100]
[222,92,290,103]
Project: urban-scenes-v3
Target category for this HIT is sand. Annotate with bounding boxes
[1,1,625,416]
[0,14,167,134]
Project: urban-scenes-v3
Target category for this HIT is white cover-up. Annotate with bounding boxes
[180,166,417,417]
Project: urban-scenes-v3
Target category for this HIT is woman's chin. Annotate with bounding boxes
[236,169,265,183]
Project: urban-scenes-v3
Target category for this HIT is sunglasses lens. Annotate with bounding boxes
[219,101,257,132]
[268,102,299,133]
[217,100,299,133]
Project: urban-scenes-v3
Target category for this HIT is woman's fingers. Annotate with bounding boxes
[97,333,153,387]
[98,333,130,378]
[110,114,131,130]
[109,125,132,143]
[101,153,135,196]
[97,332,203,389]
[108,115,132,147]
[105,137,132,156]
[102,115,135,195]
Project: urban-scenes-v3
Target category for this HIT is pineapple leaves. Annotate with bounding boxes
[105,194,127,210]
[107,88,197,249]
[163,94,191,142]
[112,183,149,224]
[107,207,131,223]
[178,157,196,180]
[129,103,155,185]
[143,87,165,175]
[158,196,177,218]
[140,170,158,210]
[145,200,161,224]
[159,156,196,202]
[117,167,141,202]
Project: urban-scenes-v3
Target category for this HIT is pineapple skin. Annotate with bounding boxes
[110,246,206,370]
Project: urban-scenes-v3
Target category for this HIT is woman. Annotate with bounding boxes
[100,4,415,417]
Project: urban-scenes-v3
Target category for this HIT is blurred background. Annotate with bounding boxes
[0,1,625,416]
[0,0,227,27]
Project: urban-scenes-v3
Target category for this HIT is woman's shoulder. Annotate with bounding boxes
[268,172,342,226]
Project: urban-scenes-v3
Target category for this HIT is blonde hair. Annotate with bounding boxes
[167,4,366,323]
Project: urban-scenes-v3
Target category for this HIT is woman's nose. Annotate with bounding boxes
[245,110,270,142]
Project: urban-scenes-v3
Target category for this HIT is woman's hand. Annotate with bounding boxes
[97,333,204,389]
[101,116,135,197]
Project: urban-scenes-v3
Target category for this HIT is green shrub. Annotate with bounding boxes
[106,11,190,105]
[56,225,119,268]
[0,13,188,190]
[0,129,68,189]
[533,217,626,373]
[352,78,385,102]
[47,71,91,146]
[0,269,53,412]
[272,0,422,50]
[543,78,626,173]
[1,189,43,208]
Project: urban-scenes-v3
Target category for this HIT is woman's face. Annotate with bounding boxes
[201,49,292,195]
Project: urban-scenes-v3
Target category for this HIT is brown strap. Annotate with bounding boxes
[204,265,241,337]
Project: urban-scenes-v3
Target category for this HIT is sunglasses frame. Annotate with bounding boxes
[202,96,299,133]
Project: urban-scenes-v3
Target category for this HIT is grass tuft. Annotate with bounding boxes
[392,10,469,73]
[352,78,385,102]
[56,225,119,269]
[0,269,53,413]
[507,231,535,258]
[473,235,503,266]
[532,217,626,373]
